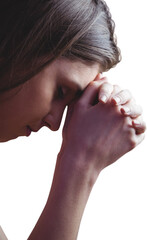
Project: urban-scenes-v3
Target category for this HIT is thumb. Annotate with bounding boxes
[79,76,108,106]
[94,73,108,85]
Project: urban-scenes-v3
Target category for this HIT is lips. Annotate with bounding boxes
[26,122,45,137]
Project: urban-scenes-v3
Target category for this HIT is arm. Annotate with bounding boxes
[0,226,8,240]
[28,147,95,240]
[28,80,145,240]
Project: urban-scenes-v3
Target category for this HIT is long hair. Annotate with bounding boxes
[0,0,121,92]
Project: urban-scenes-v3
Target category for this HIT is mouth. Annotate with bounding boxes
[26,122,45,137]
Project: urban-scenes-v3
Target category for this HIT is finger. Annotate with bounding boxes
[120,104,143,118]
[134,133,145,147]
[79,81,101,106]
[94,74,108,85]
[99,82,114,103]
[132,119,146,134]
[112,84,121,94]
[94,73,106,82]
[80,78,108,106]
[111,89,132,105]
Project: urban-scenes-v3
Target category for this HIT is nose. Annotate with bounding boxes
[43,101,66,131]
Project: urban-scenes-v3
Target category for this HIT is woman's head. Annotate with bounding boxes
[0,0,121,142]
[0,58,100,142]
[0,0,120,92]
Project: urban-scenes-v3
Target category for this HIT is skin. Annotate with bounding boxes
[0,57,146,240]
[0,58,100,142]
[0,58,144,142]
[0,59,104,141]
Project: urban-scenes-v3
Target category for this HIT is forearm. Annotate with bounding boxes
[28,147,95,240]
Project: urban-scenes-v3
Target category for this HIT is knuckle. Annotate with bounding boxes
[123,116,131,125]
[143,122,147,130]
[127,128,137,149]
[132,105,142,115]
[90,81,95,87]
[121,89,129,97]
[90,81,101,90]
[129,97,136,104]
[129,138,137,149]
[113,84,120,88]
[138,105,143,113]
[140,122,147,133]
[101,82,112,89]
[141,133,145,142]
[129,105,143,118]
[122,121,137,149]
[124,89,132,96]
[99,82,108,90]
[126,89,132,95]
[103,82,111,87]
[113,84,121,92]
[121,89,131,98]
[114,89,132,104]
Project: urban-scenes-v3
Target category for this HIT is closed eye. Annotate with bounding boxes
[75,89,83,98]
[58,86,68,99]
[58,86,83,104]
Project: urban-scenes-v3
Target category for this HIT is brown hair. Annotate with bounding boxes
[0,0,121,92]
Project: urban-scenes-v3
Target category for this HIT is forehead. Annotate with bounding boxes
[55,58,100,91]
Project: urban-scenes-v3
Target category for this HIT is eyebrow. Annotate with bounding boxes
[59,74,85,96]
[70,82,84,98]
[67,79,84,92]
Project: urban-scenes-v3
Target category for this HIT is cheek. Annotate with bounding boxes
[28,91,52,117]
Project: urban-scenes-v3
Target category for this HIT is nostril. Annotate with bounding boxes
[42,120,51,129]
[42,120,59,131]
[43,108,64,131]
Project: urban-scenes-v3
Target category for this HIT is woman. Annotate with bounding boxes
[0,0,146,239]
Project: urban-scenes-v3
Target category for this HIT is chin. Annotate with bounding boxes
[0,127,32,142]
[0,132,24,142]
[0,135,18,142]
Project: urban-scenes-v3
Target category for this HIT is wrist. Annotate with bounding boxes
[57,141,101,189]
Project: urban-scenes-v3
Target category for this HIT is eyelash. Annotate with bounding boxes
[57,86,82,102]
[58,86,67,99]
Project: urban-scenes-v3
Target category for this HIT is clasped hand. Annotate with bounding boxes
[61,75,146,181]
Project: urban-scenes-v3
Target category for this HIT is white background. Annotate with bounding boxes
[0,0,147,239]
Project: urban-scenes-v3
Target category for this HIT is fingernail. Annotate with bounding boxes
[122,106,130,114]
[95,73,103,81]
[100,95,107,103]
[100,72,103,78]
[113,96,121,104]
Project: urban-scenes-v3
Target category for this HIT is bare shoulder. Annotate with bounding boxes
[0,226,8,240]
